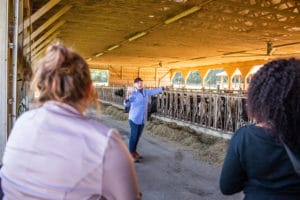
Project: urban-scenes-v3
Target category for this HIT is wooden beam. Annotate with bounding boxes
[23,5,71,45]
[158,71,169,85]
[24,32,59,55]
[120,66,123,79]
[19,0,61,33]
[138,67,140,77]
[107,65,122,78]
[30,34,57,57]
[89,66,109,70]
[31,50,45,62]
[24,20,64,54]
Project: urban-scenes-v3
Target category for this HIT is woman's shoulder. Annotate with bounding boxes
[77,120,123,156]
[234,124,253,134]
[84,119,121,141]
[232,124,272,144]
[236,124,265,134]
[231,124,259,141]
[13,107,41,126]
[88,119,110,131]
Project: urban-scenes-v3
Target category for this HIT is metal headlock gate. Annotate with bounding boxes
[96,87,251,134]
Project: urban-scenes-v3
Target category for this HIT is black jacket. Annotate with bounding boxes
[220,125,300,200]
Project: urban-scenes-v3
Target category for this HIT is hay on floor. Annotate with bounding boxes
[101,103,228,166]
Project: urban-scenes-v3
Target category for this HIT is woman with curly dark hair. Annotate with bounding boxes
[220,58,300,200]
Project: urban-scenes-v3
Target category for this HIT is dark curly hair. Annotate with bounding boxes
[247,58,300,148]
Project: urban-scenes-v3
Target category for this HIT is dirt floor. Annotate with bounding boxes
[100,103,229,166]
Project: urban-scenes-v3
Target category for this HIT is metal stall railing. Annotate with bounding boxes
[97,86,126,106]
[95,86,251,134]
[156,90,249,133]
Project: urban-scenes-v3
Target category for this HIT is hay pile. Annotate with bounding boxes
[101,104,128,121]
[101,103,228,166]
[146,119,228,165]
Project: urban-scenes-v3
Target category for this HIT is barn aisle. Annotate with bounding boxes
[100,114,243,200]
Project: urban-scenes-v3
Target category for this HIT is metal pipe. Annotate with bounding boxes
[12,0,20,126]
[0,0,9,163]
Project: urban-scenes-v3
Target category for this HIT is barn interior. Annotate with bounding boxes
[1,0,300,158]
[17,0,300,87]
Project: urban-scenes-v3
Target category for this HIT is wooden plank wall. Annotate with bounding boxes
[100,66,171,87]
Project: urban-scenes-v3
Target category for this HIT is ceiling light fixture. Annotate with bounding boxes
[107,44,120,51]
[95,52,104,57]
[164,6,200,24]
[128,31,148,42]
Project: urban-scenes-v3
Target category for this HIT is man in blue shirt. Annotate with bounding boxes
[124,77,163,162]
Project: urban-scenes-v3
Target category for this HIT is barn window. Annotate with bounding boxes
[186,71,202,89]
[172,72,184,88]
[205,69,228,89]
[231,69,242,90]
[90,69,109,86]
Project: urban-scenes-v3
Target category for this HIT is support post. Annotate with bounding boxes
[11,0,20,126]
[120,66,123,80]
[0,0,9,162]
[182,71,189,89]
[199,69,208,90]
[155,67,157,87]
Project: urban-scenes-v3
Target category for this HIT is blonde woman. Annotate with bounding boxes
[0,43,141,200]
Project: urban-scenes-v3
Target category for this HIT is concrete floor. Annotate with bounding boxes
[101,115,244,200]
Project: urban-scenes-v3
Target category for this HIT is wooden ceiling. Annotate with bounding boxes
[30,0,300,70]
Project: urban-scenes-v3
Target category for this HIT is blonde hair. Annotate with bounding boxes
[31,43,92,106]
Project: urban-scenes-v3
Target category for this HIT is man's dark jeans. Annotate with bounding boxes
[129,120,144,153]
